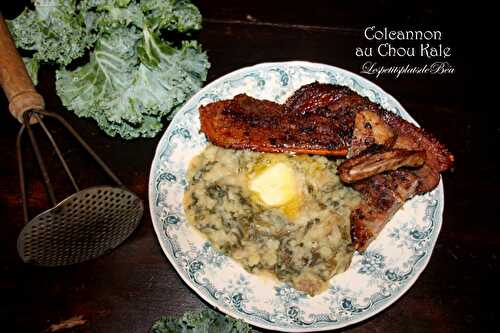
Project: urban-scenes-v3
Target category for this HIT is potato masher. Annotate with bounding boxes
[0,15,144,266]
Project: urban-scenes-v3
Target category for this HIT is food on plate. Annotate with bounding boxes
[199,92,351,156]
[184,144,361,295]
[199,82,453,251]
[337,148,426,183]
[8,0,209,139]
[187,82,452,295]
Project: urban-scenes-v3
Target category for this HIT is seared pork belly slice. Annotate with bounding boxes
[381,111,454,173]
[199,82,454,176]
[413,164,441,194]
[283,83,453,174]
[199,93,351,156]
[338,148,426,183]
[199,95,285,152]
[349,111,395,158]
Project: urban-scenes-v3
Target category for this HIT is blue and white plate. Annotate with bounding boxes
[148,61,444,331]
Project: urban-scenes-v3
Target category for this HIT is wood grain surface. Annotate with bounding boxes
[0,16,44,121]
[0,1,490,333]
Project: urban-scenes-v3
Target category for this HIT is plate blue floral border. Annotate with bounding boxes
[148,61,444,331]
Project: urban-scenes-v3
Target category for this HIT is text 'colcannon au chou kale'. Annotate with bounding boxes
[8,0,210,139]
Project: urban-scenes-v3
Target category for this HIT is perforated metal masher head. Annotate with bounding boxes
[0,15,143,266]
[16,110,144,266]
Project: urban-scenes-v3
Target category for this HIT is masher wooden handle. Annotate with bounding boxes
[0,15,44,122]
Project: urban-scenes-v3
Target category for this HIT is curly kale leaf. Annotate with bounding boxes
[151,309,251,333]
[56,26,209,139]
[7,0,96,66]
[11,0,208,139]
[140,0,202,32]
[23,56,40,86]
[79,0,145,33]
[79,0,202,33]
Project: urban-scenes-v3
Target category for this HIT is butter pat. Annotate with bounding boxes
[249,162,298,207]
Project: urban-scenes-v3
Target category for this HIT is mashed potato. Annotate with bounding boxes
[183,144,361,295]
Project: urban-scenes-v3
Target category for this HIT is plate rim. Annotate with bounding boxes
[148,60,444,331]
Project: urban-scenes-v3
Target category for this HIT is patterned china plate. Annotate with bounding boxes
[148,61,444,331]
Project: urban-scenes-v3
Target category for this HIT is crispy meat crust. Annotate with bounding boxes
[350,170,419,251]
[348,111,396,158]
[199,89,355,156]
[200,82,453,171]
[382,111,454,173]
[199,82,454,251]
[338,148,426,183]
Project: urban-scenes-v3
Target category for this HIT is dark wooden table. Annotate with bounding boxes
[1,1,489,332]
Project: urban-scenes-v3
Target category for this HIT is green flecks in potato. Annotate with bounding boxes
[183,144,361,296]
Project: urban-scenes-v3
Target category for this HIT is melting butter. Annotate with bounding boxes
[248,162,298,208]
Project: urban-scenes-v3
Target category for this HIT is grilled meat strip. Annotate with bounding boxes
[200,83,453,171]
[338,148,426,183]
[199,95,293,153]
[199,82,453,251]
[337,104,447,194]
[199,92,353,156]
[348,110,396,158]
[350,170,419,251]
[336,103,445,250]
[284,83,454,173]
